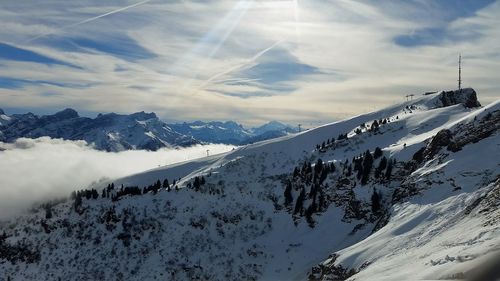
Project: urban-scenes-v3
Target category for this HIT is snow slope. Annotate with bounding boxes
[0,88,498,281]
[312,103,500,280]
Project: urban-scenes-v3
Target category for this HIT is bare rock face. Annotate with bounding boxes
[423,129,453,160]
[437,88,481,108]
[308,254,359,281]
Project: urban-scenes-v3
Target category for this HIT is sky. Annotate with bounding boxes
[0,0,499,126]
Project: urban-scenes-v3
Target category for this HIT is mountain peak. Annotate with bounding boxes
[251,120,297,136]
[0,108,4,115]
[130,111,157,120]
[260,120,287,128]
[53,108,79,119]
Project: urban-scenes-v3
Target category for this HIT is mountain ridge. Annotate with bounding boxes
[0,88,498,281]
[0,108,298,151]
[168,119,298,145]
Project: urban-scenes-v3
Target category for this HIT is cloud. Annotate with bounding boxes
[0,0,499,126]
[0,137,234,219]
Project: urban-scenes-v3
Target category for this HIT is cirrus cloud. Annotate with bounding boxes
[0,0,499,127]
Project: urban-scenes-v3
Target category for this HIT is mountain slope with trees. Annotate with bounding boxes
[0,88,498,281]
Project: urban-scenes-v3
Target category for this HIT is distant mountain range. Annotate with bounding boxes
[169,120,298,145]
[0,108,298,151]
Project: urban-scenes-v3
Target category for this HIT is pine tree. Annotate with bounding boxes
[318,190,326,211]
[345,164,352,177]
[70,191,76,200]
[314,158,323,175]
[373,147,383,159]
[319,168,328,184]
[284,180,293,206]
[329,162,336,173]
[385,159,393,180]
[375,156,387,178]
[84,190,91,200]
[371,189,381,213]
[44,204,53,219]
[371,120,379,131]
[163,179,169,189]
[193,177,201,191]
[73,193,82,212]
[92,189,99,199]
[361,150,374,185]
[293,188,305,215]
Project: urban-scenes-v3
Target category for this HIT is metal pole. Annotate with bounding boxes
[458,54,462,91]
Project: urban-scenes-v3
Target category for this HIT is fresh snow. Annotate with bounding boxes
[0,89,498,281]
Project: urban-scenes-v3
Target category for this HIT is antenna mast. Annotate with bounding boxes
[458,54,462,91]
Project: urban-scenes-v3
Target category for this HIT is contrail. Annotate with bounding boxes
[24,0,152,44]
[212,78,262,85]
[199,39,284,89]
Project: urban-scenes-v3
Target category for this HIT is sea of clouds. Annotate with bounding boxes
[0,137,235,219]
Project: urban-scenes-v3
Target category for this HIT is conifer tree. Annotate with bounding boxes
[385,159,394,180]
[361,150,374,185]
[374,147,383,159]
[371,188,381,213]
[44,204,53,219]
[375,156,387,178]
[293,188,305,215]
[193,177,201,191]
[284,180,293,206]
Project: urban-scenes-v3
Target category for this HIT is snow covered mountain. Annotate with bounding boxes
[168,120,252,144]
[0,109,197,151]
[0,108,298,151]
[169,120,298,145]
[1,88,498,281]
[251,120,298,137]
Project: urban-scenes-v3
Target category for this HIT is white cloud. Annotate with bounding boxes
[0,137,234,219]
[0,0,499,126]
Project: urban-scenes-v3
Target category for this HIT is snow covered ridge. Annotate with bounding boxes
[0,109,197,151]
[168,120,298,145]
[0,88,498,281]
[0,108,298,151]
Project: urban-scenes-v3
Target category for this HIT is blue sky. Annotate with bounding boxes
[0,0,499,125]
